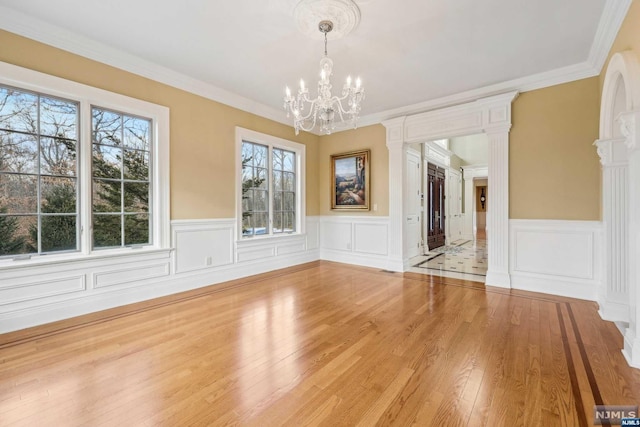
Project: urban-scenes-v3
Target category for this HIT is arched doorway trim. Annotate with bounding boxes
[597,50,640,368]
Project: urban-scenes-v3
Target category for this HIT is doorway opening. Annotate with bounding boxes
[408,134,489,282]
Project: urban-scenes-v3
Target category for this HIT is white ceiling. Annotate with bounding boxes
[0,0,629,130]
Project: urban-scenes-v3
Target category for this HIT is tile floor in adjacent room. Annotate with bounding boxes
[408,238,487,283]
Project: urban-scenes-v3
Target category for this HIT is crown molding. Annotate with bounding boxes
[355,60,599,128]
[0,5,292,129]
[588,0,633,74]
[0,1,631,136]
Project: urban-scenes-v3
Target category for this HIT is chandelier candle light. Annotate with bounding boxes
[284,20,364,135]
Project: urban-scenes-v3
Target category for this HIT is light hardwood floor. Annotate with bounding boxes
[1,261,639,426]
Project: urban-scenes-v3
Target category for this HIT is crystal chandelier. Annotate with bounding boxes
[284,20,365,135]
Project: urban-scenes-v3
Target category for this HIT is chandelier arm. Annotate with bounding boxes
[296,99,319,122]
[331,96,355,116]
[296,111,318,132]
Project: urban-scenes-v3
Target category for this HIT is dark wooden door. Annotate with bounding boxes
[427,163,446,249]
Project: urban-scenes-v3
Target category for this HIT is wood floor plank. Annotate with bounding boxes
[1,261,639,426]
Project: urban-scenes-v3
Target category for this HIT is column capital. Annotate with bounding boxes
[484,124,512,136]
[619,110,640,154]
[382,116,406,149]
[595,137,629,166]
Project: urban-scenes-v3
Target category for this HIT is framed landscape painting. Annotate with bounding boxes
[331,150,370,210]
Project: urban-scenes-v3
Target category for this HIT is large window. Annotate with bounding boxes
[237,128,304,238]
[0,62,169,261]
[0,86,79,256]
[92,108,152,248]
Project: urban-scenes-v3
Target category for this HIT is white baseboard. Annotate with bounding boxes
[622,328,640,369]
[320,249,389,270]
[598,300,630,323]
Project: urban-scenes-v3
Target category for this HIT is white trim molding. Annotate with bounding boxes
[509,220,602,301]
[382,92,518,289]
[599,50,640,369]
[0,217,321,334]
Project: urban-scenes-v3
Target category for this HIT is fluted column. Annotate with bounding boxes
[619,110,640,367]
[485,126,511,288]
[382,117,407,271]
[595,137,630,322]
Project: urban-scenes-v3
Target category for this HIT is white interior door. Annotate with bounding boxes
[405,150,422,258]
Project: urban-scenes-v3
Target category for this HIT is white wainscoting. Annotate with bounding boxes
[319,216,390,269]
[0,217,321,334]
[509,220,603,301]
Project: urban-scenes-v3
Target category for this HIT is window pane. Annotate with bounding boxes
[273,192,282,211]
[0,214,36,255]
[41,215,76,252]
[254,190,268,211]
[124,214,149,245]
[41,138,76,177]
[41,176,76,214]
[253,212,268,235]
[92,109,122,146]
[93,214,122,248]
[242,215,252,236]
[0,132,38,174]
[253,144,268,168]
[242,189,253,212]
[284,212,295,232]
[241,142,254,166]
[283,172,295,192]
[273,171,282,192]
[273,149,283,170]
[273,212,282,233]
[0,173,37,213]
[284,192,295,211]
[256,168,268,189]
[242,165,252,183]
[123,150,149,181]
[93,144,122,179]
[123,117,150,150]
[283,151,295,172]
[40,97,78,140]
[124,182,149,212]
[93,179,122,213]
[0,88,37,134]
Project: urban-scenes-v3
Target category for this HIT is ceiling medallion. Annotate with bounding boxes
[293,0,361,40]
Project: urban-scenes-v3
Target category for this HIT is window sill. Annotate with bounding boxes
[0,246,173,272]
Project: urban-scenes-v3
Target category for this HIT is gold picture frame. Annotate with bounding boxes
[331,149,370,210]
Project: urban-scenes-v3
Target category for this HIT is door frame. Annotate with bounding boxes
[382,91,518,288]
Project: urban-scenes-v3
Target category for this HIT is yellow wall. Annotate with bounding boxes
[0,30,320,219]
[600,0,640,94]
[509,77,601,220]
[317,125,389,216]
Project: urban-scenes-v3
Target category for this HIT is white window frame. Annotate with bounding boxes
[235,127,305,241]
[0,61,170,268]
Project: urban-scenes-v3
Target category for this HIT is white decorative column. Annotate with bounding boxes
[595,137,630,322]
[485,126,512,288]
[382,117,407,271]
[620,110,640,368]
